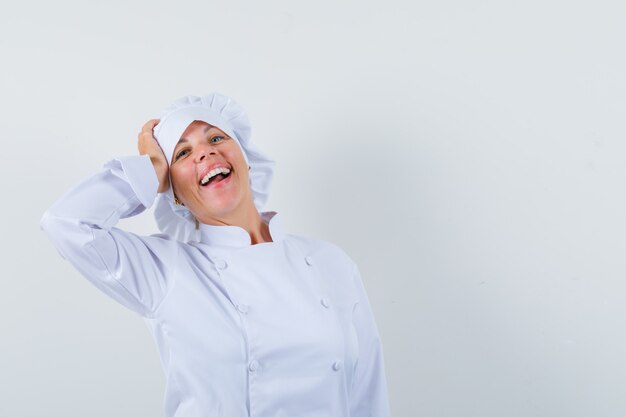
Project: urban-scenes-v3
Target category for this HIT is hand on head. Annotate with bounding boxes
[138,119,169,193]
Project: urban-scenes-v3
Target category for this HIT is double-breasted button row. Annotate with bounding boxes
[249,359,340,372]
[248,358,341,373]
[305,256,313,266]
[237,304,249,314]
[320,297,330,308]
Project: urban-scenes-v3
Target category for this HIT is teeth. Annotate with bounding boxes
[200,167,231,185]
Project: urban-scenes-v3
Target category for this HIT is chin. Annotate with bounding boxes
[197,195,242,219]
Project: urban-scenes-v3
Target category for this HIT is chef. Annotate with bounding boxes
[40,93,391,417]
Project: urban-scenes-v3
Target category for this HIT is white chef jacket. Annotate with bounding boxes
[40,154,390,417]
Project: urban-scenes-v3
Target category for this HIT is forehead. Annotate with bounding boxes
[180,120,210,136]
[177,121,227,145]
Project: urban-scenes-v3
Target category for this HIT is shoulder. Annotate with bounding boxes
[117,231,207,274]
[109,229,184,256]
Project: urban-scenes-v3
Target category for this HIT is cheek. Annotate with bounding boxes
[230,155,249,183]
[170,165,195,194]
[226,146,247,171]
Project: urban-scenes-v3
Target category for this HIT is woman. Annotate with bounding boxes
[40,93,390,417]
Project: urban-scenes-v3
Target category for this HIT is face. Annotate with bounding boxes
[169,120,252,223]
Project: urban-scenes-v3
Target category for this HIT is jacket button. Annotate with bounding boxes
[332,360,343,371]
[320,297,330,308]
[216,259,228,270]
[248,360,259,372]
[237,304,249,314]
[305,256,313,266]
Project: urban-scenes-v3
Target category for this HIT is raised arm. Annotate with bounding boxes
[40,120,179,318]
[350,262,392,417]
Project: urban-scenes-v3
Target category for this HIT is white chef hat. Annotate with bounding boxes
[152,93,275,242]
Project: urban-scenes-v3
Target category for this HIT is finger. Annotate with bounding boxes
[140,119,160,133]
[138,130,156,139]
[138,127,161,144]
[143,118,160,128]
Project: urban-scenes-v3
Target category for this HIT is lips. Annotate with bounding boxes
[201,171,231,187]
[198,163,232,185]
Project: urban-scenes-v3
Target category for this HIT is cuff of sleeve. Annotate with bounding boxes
[104,155,159,209]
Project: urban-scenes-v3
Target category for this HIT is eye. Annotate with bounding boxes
[210,135,225,144]
[174,149,189,161]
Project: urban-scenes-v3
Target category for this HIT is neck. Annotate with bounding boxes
[198,199,273,245]
[250,215,273,245]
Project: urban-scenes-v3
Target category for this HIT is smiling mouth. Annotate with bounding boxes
[200,170,232,187]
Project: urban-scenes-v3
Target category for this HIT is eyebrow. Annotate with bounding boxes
[175,125,215,147]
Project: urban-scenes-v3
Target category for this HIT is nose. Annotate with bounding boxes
[194,143,217,163]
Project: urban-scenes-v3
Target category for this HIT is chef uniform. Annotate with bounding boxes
[40,93,391,417]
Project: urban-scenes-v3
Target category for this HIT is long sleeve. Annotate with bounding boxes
[40,154,179,318]
[350,262,391,417]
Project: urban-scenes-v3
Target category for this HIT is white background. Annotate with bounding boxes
[2,1,625,416]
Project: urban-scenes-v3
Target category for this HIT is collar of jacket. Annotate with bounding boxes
[197,211,285,248]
